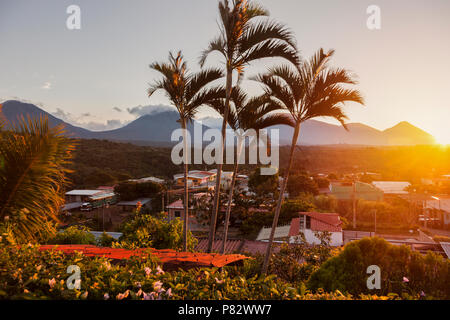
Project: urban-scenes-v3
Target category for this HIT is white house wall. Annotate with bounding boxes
[290,229,343,246]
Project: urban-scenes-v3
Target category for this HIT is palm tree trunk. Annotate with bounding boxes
[221,137,243,254]
[261,122,301,275]
[181,117,189,252]
[207,68,232,253]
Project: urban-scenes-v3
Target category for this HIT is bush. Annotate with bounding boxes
[47,226,96,245]
[307,237,450,299]
[98,232,115,247]
[0,243,401,300]
[117,211,197,251]
[287,174,319,197]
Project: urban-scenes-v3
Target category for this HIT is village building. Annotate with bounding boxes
[289,212,343,246]
[372,181,411,197]
[117,198,152,212]
[329,181,383,201]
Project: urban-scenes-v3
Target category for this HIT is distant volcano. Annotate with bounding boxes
[0,100,436,146]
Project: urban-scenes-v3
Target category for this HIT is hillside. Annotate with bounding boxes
[0,100,436,146]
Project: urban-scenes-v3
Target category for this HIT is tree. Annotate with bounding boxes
[115,181,162,201]
[200,0,299,253]
[256,48,364,274]
[207,87,294,253]
[248,167,279,201]
[117,210,197,252]
[287,174,319,197]
[0,116,74,243]
[307,237,450,299]
[147,51,223,251]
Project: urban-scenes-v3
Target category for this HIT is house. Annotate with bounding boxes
[372,181,411,197]
[166,193,209,221]
[425,198,450,226]
[167,199,186,220]
[329,181,383,201]
[64,189,118,212]
[65,189,105,203]
[173,170,216,187]
[256,224,292,242]
[289,212,343,246]
[129,177,165,184]
[117,198,152,212]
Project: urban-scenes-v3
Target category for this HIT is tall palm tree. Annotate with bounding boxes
[256,49,365,274]
[0,115,74,244]
[148,51,223,251]
[200,0,299,253]
[207,87,295,253]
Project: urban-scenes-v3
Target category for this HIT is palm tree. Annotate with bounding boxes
[200,0,299,253]
[148,51,223,251]
[207,87,295,253]
[256,49,365,274]
[0,115,74,244]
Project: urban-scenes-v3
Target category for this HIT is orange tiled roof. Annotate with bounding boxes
[38,245,250,269]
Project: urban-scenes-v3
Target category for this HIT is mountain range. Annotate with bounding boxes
[0,100,436,146]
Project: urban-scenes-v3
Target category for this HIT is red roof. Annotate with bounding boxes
[289,212,342,236]
[38,245,250,270]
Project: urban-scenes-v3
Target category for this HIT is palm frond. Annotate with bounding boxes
[0,115,74,243]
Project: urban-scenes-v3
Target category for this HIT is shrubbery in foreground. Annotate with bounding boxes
[307,237,450,299]
[0,243,403,300]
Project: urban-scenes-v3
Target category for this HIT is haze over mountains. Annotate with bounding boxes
[0,100,436,146]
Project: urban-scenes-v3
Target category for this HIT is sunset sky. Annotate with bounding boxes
[0,0,449,143]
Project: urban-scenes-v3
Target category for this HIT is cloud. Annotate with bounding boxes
[41,82,52,90]
[82,119,128,131]
[51,108,129,131]
[113,107,122,112]
[126,104,176,117]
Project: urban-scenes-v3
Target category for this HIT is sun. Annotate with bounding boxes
[434,133,450,146]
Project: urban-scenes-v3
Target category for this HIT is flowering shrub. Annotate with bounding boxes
[307,237,450,299]
[0,243,401,300]
[47,226,96,245]
[116,211,197,251]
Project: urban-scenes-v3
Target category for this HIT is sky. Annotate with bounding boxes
[0,0,449,143]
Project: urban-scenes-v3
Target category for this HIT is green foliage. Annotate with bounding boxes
[242,239,335,286]
[117,211,197,251]
[307,237,450,299]
[98,232,115,247]
[0,243,401,300]
[0,116,74,244]
[68,139,179,188]
[47,226,96,245]
[115,181,162,201]
[248,167,279,200]
[280,199,316,222]
[287,174,319,197]
[313,195,338,212]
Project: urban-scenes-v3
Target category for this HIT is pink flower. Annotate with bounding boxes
[215,277,224,284]
[153,281,163,291]
[156,266,165,275]
[403,277,409,283]
[144,292,156,300]
[144,267,152,276]
[104,293,110,300]
[48,278,56,288]
[166,288,172,297]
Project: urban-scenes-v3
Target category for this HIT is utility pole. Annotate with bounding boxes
[374,209,377,234]
[352,180,357,229]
